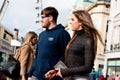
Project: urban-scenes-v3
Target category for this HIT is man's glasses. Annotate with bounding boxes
[41,15,49,19]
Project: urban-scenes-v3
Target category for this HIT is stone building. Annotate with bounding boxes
[0,23,14,68]
[105,0,120,77]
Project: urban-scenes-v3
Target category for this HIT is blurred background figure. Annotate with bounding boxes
[89,68,98,80]
[7,31,38,80]
[115,75,120,80]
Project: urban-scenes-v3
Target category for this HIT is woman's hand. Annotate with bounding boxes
[45,70,57,79]
[45,68,63,79]
[55,68,63,78]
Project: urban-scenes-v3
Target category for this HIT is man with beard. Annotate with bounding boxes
[28,6,70,80]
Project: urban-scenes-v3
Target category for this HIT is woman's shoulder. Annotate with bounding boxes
[79,33,93,40]
[20,44,32,50]
[80,34,94,45]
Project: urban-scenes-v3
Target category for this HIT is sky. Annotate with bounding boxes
[1,0,76,38]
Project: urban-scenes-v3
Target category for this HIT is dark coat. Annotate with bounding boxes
[61,29,95,79]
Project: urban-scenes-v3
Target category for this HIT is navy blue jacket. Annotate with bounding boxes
[28,24,70,80]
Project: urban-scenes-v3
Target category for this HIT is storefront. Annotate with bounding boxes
[0,37,14,67]
[107,59,120,76]
[0,51,7,66]
[105,52,120,78]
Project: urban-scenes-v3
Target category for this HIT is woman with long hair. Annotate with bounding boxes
[7,31,38,80]
[45,10,104,80]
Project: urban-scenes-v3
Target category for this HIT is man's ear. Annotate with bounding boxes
[49,15,53,21]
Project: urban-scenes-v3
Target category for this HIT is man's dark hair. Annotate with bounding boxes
[41,6,59,23]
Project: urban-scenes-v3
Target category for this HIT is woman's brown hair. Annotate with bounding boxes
[65,10,104,60]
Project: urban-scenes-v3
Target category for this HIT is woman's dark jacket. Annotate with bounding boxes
[61,29,95,79]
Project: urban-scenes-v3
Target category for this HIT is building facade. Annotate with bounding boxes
[105,0,120,77]
[87,1,110,74]
[0,0,22,69]
[74,0,98,10]
[0,23,14,54]
[0,23,14,67]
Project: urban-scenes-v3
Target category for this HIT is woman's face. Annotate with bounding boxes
[68,14,82,31]
[31,37,37,45]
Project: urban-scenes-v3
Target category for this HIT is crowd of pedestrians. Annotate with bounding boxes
[89,68,120,80]
[1,6,111,80]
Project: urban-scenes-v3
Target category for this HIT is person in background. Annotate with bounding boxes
[98,72,105,80]
[45,10,104,80]
[108,74,115,80]
[7,31,38,80]
[97,68,103,78]
[89,68,98,80]
[115,75,120,80]
[28,6,70,80]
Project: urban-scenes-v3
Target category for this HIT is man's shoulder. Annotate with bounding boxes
[58,29,70,36]
[55,25,68,33]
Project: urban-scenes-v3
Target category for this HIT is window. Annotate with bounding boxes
[107,60,120,75]
[97,0,111,2]
[84,0,94,3]
[3,32,6,39]
[0,52,7,67]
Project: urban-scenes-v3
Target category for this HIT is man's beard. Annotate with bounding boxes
[42,22,50,28]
